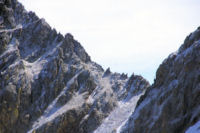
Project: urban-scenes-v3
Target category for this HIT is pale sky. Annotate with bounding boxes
[18,0,200,83]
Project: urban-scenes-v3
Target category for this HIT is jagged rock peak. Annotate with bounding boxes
[0,0,149,133]
[103,67,111,76]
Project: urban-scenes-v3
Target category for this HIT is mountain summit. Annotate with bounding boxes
[0,0,149,132]
[1,0,200,133]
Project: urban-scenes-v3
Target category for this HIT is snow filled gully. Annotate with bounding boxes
[94,92,144,133]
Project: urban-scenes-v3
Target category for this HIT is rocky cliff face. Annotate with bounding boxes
[1,0,200,133]
[0,0,150,133]
[120,27,200,132]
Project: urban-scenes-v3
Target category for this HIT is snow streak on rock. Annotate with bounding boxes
[186,120,200,133]
[94,93,144,133]
[28,70,83,133]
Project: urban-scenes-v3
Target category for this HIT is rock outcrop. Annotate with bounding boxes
[0,0,150,133]
[120,27,200,133]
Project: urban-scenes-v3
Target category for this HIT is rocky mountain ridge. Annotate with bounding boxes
[1,0,200,133]
[0,0,149,133]
[120,25,200,133]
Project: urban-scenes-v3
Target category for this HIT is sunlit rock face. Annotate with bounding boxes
[0,0,150,133]
[120,27,200,133]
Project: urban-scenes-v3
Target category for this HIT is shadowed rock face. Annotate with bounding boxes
[0,0,150,133]
[120,27,200,133]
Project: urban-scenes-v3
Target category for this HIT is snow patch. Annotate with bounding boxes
[0,24,22,33]
[0,38,18,58]
[94,92,144,133]
[186,120,200,133]
[23,59,47,81]
[23,41,63,81]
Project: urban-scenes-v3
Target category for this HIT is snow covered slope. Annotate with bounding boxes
[186,120,200,133]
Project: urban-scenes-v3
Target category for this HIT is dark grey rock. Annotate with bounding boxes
[120,27,200,133]
[103,67,111,77]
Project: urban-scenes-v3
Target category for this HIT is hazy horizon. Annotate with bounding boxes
[18,0,200,83]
